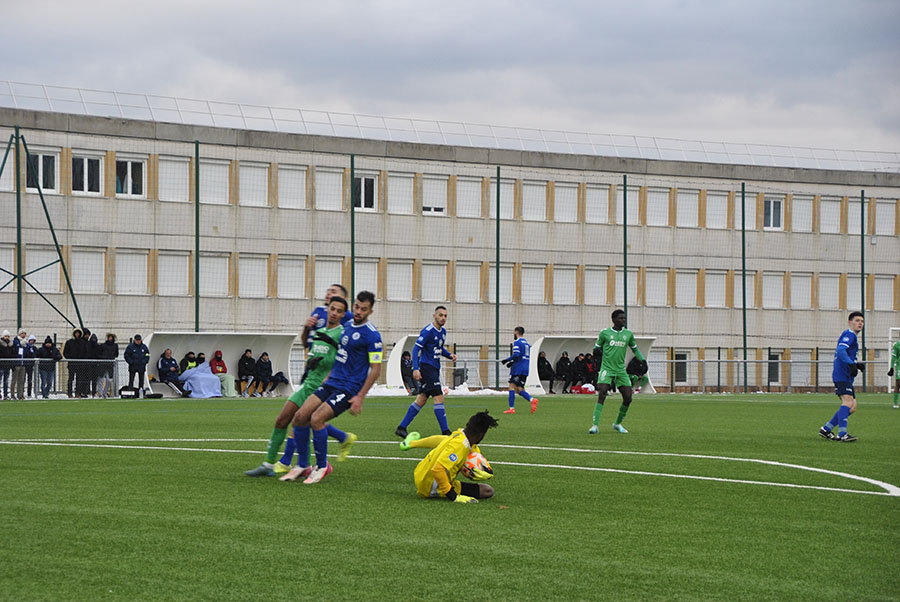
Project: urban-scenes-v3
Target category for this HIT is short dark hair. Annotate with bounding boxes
[514,326,525,336]
[329,296,348,311]
[466,410,499,438]
[612,309,626,321]
[848,311,864,321]
[435,305,447,312]
[332,283,348,296]
[356,290,376,307]
[402,350,411,358]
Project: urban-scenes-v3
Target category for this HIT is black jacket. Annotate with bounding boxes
[63,336,90,360]
[238,355,256,378]
[255,357,273,379]
[555,356,571,379]
[98,341,119,360]
[36,338,63,369]
[538,356,556,380]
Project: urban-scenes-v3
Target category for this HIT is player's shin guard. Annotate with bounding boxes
[400,402,422,428]
[312,428,329,469]
[266,427,288,463]
[326,423,346,443]
[292,426,310,467]
[433,402,449,433]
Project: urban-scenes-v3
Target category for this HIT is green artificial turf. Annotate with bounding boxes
[1,393,898,601]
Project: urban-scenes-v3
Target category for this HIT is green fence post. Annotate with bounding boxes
[741,182,748,394]
[860,189,866,392]
[15,126,22,331]
[350,154,356,300]
[194,141,200,333]
[623,174,628,320]
[495,165,501,390]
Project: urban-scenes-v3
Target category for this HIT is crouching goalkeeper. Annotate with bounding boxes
[400,410,498,503]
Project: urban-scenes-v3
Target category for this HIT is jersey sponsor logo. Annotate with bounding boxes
[352,332,360,340]
[374,341,382,349]
[608,340,626,347]
[842,336,850,342]
[448,453,458,462]
[341,335,349,346]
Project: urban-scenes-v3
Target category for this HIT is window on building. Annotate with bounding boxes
[387,260,413,301]
[239,163,268,207]
[846,275,862,311]
[674,351,689,384]
[488,263,513,304]
[158,252,189,296]
[277,256,306,299]
[762,272,784,308]
[705,271,726,307]
[584,267,607,306]
[706,191,728,229]
[421,261,447,302]
[790,273,811,309]
[158,157,190,202]
[314,257,342,297]
[0,245,15,291]
[764,195,783,230]
[646,187,669,226]
[818,274,840,309]
[875,201,896,236]
[768,351,781,385]
[585,184,609,224]
[278,165,306,209]
[238,254,268,298]
[355,259,378,297]
[71,154,102,195]
[116,158,145,197]
[874,276,893,311]
[791,349,812,388]
[553,265,576,305]
[615,186,640,225]
[676,189,699,228]
[352,173,377,211]
[644,269,667,307]
[70,248,105,293]
[522,181,546,221]
[792,195,813,232]
[315,167,343,211]
[847,200,867,235]
[819,197,841,233]
[26,246,59,293]
[554,183,578,223]
[116,250,148,295]
[198,159,228,204]
[26,151,58,193]
[521,265,544,304]
[489,178,515,220]
[422,175,447,215]
[387,173,414,215]
[199,254,229,297]
[676,270,697,307]
[0,156,13,190]
[455,262,480,302]
[734,271,756,309]
[615,267,639,306]
[456,176,482,218]
[648,348,668,388]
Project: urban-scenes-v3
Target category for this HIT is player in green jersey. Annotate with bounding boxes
[244,296,355,477]
[588,309,647,434]
[889,340,900,409]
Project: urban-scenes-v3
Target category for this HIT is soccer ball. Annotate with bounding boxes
[460,451,492,480]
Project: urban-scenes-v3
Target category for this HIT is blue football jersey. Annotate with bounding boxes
[412,324,452,370]
[324,321,383,393]
[306,305,354,348]
[504,338,530,376]
[832,329,858,383]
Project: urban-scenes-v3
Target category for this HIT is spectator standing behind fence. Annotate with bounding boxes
[238,349,256,397]
[86,332,100,397]
[180,352,197,374]
[23,335,37,398]
[555,352,571,394]
[0,330,14,400]
[255,352,273,397]
[124,334,151,394]
[97,333,118,398]
[36,336,62,399]
[12,328,28,400]
[63,328,87,398]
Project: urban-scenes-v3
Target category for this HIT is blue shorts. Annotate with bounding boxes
[416,364,443,397]
[509,374,527,387]
[833,382,855,398]
[312,383,355,417]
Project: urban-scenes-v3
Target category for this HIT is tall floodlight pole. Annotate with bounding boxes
[15,126,22,330]
[623,174,628,320]
[194,141,200,332]
[495,166,501,389]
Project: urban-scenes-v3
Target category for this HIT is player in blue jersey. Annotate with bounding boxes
[819,311,865,442]
[395,306,457,438]
[301,283,354,349]
[289,291,383,483]
[501,326,538,414]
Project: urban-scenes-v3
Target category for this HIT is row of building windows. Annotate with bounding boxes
[2,245,897,311]
[2,148,898,235]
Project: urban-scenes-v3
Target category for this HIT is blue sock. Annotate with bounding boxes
[312,428,329,468]
[837,406,850,436]
[327,423,346,443]
[400,402,423,428]
[433,402,449,432]
[519,390,533,402]
[291,426,310,467]
[508,390,515,408]
[279,436,297,466]
[825,406,849,431]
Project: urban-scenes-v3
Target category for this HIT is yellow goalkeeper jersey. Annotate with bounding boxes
[414,428,480,498]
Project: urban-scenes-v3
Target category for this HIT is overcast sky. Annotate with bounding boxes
[4,0,898,151]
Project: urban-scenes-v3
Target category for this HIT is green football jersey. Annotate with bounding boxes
[891,341,900,370]
[307,324,343,382]
[593,327,643,372]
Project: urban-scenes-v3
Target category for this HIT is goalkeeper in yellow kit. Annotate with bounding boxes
[401,411,499,503]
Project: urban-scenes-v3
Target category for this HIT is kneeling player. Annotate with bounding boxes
[402,410,498,503]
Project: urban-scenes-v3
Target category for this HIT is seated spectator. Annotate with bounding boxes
[400,350,416,394]
[238,349,256,397]
[179,352,197,374]
[196,352,206,365]
[208,350,236,397]
[35,336,62,399]
[254,352,274,397]
[537,350,556,394]
[157,348,186,395]
[178,363,222,399]
[568,353,587,391]
[555,351,571,394]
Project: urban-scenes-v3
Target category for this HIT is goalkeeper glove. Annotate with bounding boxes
[454,495,478,503]
[855,362,866,373]
[640,359,649,375]
[468,468,493,482]
[889,368,895,377]
[307,356,323,371]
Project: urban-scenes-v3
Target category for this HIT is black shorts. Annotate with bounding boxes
[509,374,527,387]
[416,364,443,397]
[313,383,355,417]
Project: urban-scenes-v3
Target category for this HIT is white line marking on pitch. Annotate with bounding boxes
[1,439,897,498]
